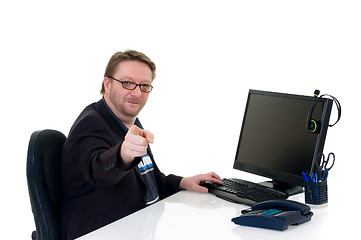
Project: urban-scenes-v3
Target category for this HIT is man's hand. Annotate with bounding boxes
[120,125,154,168]
[180,172,223,193]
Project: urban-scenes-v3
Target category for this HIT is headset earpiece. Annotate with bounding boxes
[308,120,321,133]
[307,89,321,133]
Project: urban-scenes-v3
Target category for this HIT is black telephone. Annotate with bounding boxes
[232,199,313,231]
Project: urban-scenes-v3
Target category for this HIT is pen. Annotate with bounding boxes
[302,172,311,182]
[313,172,319,182]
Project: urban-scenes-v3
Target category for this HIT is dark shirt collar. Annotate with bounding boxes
[102,97,143,131]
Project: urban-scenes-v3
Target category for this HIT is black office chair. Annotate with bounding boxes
[26,129,66,240]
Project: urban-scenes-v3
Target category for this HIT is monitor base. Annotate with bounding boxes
[258,180,303,196]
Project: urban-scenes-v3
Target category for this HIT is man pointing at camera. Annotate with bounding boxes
[60,50,223,240]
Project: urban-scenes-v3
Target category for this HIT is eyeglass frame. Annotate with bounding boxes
[106,76,153,93]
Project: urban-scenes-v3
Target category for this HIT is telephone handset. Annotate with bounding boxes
[232,199,313,231]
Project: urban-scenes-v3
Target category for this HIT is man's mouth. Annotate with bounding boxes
[127,100,138,105]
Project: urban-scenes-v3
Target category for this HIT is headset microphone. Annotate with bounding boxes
[307,89,321,133]
[313,89,320,97]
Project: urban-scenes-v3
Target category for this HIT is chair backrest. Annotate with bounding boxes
[26,130,66,240]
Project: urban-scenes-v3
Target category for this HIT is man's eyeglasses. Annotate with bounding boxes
[107,76,153,93]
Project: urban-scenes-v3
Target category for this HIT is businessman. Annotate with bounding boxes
[60,50,223,239]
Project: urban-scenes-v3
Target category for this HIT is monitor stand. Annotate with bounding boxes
[258,180,303,196]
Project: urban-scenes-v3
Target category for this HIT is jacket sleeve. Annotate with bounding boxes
[67,113,141,187]
[164,174,183,196]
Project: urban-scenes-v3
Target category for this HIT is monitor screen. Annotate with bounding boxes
[233,90,332,189]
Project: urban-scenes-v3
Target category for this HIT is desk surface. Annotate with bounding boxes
[77,190,354,240]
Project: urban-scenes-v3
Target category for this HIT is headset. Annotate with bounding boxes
[307,89,342,133]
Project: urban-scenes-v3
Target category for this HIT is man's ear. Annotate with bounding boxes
[103,77,111,93]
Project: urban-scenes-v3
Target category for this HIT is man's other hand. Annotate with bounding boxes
[180,172,223,193]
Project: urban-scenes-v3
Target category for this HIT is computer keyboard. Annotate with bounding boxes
[202,178,288,206]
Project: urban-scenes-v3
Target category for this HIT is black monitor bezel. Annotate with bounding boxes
[233,89,333,188]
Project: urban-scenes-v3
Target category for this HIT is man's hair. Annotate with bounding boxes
[101,50,156,94]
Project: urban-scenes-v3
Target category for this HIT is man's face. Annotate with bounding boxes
[104,60,153,124]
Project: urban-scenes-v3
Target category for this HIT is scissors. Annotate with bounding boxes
[313,152,335,181]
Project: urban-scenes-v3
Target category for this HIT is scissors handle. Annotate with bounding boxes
[324,152,335,171]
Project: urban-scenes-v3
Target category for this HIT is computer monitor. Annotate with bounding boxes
[233,90,333,195]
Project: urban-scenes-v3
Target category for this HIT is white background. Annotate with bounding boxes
[1,0,360,239]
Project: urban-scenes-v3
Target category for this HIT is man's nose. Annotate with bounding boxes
[130,85,143,96]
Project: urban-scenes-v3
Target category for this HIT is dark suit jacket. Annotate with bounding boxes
[60,99,182,240]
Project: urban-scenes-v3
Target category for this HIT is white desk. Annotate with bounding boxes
[77,190,353,240]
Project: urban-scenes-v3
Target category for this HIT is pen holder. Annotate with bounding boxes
[304,180,328,205]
